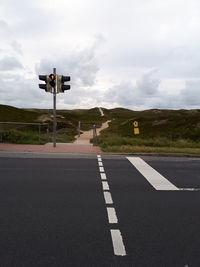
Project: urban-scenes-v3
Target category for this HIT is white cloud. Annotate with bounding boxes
[0,0,200,110]
[0,56,23,71]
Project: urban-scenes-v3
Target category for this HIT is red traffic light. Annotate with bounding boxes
[49,74,55,80]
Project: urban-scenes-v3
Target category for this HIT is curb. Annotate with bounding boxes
[101,152,200,158]
[0,150,200,158]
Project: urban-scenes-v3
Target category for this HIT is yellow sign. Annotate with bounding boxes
[134,127,139,135]
[133,121,138,127]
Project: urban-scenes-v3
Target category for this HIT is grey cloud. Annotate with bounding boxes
[0,73,51,108]
[136,70,160,95]
[104,72,200,110]
[104,71,161,107]
[11,40,23,55]
[179,80,200,106]
[36,44,100,87]
[0,19,12,39]
[0,56,23,71]
[1,0,62,39]
[0,20,8,29]
[108,44,200,79]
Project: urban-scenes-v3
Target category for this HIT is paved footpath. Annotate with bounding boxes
[0,142,101,153]
[0,120,111,154]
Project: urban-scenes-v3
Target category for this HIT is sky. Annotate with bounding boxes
[1,0,200,110]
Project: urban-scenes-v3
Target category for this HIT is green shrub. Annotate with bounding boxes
[1,129,49,144]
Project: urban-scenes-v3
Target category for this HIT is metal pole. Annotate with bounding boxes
[47,126,49,142]
[39,124,41,143]
[93,124,97,146]
[78,121,81,137]
[53,67,57,147]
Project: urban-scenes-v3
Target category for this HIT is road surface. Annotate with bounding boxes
[0,153,199,266]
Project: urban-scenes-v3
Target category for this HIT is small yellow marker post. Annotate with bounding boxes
[133,121,139,135]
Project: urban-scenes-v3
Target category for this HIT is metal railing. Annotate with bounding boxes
[0,122,49,143]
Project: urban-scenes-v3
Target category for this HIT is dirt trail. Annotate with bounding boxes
[98,107,104,117]
[74,120,111,145]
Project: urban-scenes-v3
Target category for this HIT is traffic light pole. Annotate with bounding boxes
[39,69,70,148]
[53,67,56,147]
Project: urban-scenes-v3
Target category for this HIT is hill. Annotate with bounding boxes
[0,105,200,153]
[0,105,106,144]
[102,108,200,141]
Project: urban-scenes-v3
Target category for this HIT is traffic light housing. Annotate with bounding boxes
[57,75,71,93]
[39,74,56,93]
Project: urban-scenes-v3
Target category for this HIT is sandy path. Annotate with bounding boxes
[98,107,104,116]
[74,120,111,145]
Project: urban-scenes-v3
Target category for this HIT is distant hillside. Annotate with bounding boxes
[1,105,200,147]
[102,108,200,141]
[0,105,39,122]
[0,105,107,144]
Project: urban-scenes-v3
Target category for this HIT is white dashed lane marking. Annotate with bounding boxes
[99,166,105,173]
[102,181,110,190]
[100,173,107,180]
[103,191,113,204]
[107,207,118,223]
[97,155,127,257]
[110,229,127,256]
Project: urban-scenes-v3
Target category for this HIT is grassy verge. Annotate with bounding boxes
[101,145,200,154]
[0,130,49,145]
[0,129,76,145]
[98,135,200,154]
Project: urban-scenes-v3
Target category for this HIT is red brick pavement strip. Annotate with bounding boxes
[0,143,101,154]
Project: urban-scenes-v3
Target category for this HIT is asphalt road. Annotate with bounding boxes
[0,153,200,267]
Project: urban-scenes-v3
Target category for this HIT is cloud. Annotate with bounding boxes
[35,38,102,87]
[180,80,200,106]
[1,0,200,110]
[136,70,160,95]
[0,73,52,108]
[0,56,23,71]
[104,70,161,107]
[103,71,200,110]
[11,40,23,55]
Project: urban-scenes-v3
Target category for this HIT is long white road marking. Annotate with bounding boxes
[110,230,126,256]
[103,191,113,204]
[107,207,118,223]
[102,181,109,190]
[101,173,107,180]
[127,157,179,191]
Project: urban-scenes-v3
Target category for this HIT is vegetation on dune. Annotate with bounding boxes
[97,108,200,153]
[0,105,105,144]
[1,104,200,154]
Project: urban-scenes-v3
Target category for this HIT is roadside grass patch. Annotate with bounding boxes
[101,145,200,154]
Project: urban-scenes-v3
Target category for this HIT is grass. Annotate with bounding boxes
[0,105,105,144]
[97,108,200,154]
[98,135,200,148]
[0,129,49,145]
[0,105,39,122]
[102,145,200,154]
[98,135,200,154]
[1,104,200,154]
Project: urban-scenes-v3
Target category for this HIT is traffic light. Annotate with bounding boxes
[49,74,56,88]
[57,75,70,93]
[38,74,56,93]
